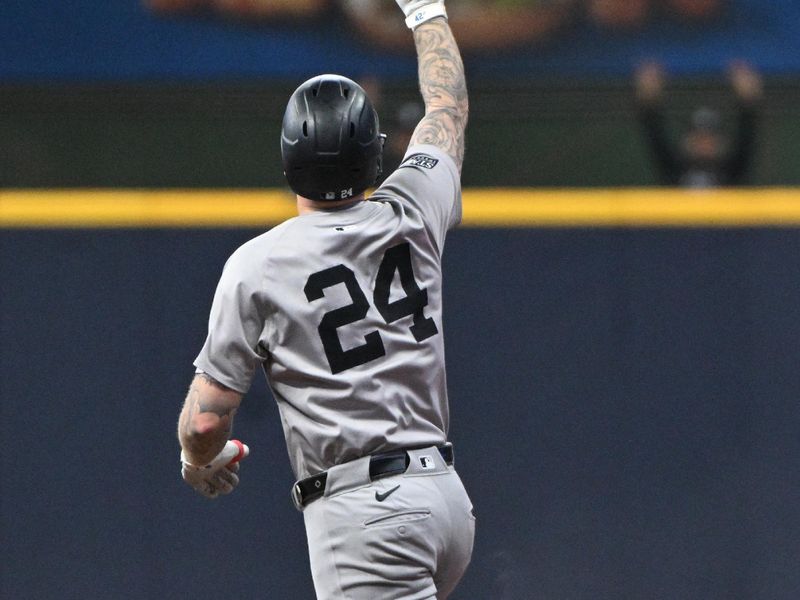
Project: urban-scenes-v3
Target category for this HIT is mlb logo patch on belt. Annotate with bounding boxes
[418,455,436,469]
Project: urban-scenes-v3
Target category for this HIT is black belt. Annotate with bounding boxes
[293,444,454,508]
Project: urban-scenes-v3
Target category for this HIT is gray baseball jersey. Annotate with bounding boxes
[194,144,461,480]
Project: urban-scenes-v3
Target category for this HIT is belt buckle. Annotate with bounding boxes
[292,482,304,508]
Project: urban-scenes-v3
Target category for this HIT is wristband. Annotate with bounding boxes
[405,4,447,29]
[180,450,207,471]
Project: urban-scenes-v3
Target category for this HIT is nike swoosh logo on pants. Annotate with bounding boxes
[375,485,400,502]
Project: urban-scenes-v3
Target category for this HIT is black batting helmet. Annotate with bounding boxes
[281,75,384,202]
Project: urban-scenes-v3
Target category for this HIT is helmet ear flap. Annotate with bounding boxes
[375,133,387,183]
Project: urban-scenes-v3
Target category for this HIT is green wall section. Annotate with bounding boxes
[1,82,798,188]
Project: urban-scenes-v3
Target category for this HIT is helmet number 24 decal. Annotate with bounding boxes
[304,242,438,374]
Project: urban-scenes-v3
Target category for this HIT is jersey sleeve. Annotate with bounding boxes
[373,144,462,254]
[193,247,268,394]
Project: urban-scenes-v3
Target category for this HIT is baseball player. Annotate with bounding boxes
[177,1,473,597]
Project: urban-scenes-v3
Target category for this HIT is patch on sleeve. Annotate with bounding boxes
[401,154,439,170]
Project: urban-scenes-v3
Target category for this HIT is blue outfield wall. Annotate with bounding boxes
[2,228,800,599]
[2,0,800,81]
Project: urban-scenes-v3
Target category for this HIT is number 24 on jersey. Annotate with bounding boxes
[304,242,438,374]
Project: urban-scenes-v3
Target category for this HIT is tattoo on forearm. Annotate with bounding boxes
[180,386,200,439]
[178,375,239,462]
[411,18,468,170]
[196,373,236,428]
[198,400,235,419]
[198,372,232,391]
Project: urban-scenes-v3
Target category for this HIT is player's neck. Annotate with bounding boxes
[296,195,366,215]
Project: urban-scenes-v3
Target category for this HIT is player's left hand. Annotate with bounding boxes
[181,439,249,499]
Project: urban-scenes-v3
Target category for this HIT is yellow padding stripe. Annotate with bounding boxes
[2,188,800,228]
[0,190,296,228]
[466,188,800,227]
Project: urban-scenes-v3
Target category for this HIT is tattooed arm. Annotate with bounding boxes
[178,373,242,466]
[410,17,468,172]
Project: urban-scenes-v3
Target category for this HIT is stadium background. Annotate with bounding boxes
[2,1,800,598]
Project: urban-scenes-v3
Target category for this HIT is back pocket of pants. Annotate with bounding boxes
[364,509,431,528]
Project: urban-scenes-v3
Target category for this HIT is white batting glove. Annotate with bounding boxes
[395,0,447,30]
[181,439,249,499]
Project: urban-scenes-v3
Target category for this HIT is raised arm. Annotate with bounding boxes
[396,2,468,172]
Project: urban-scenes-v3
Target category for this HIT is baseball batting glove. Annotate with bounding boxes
[395,0,447,29]
[181,439,249,499]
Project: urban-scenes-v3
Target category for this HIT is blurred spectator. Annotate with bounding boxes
[146,0,728,48]
[589,0,649,29]
[357,76,384,112]
[146,0,328,19]
[634,61,763,188]
[355,75,423,178]
[383,101,425,175]
[340,0,577,51]
[588,0,724,29]
[665,0,723,22]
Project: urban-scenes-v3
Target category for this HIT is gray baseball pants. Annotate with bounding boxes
[300,446,475,599]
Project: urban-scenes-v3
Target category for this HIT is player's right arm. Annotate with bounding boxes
[397,1,468,173]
